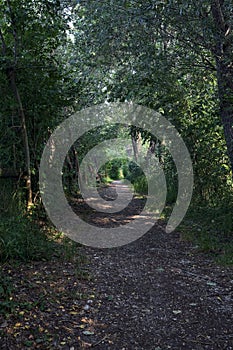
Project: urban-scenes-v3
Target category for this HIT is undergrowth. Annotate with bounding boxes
[0,212,84,317]
[0,215,56,262]
[164,200,233,265]
[0,200,81,264]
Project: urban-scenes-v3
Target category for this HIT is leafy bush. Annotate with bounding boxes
[100,175,112,184]
[0,215,55,262]
[122,163,129,178]
[0,272,15,315]
[133,175,148,194]
[127,161,144,181]
[178,200,233,265]
[108,159,124,180]
[0,179,25,215]
[99,158,126,181]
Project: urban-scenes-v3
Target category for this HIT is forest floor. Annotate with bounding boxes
[0,181,233,349]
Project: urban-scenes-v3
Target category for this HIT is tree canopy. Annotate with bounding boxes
[0,0,232,254]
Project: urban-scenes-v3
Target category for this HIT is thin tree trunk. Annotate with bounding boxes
[131,134,139,162]
[146,140,156,168]
[72,146,82,192]
[0,25,32,207]
[216,60,233,174]
[9,68,33,207]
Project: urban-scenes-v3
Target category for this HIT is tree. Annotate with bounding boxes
[211,0,233,174]
[0,0,70,208]
[73,0,233,181]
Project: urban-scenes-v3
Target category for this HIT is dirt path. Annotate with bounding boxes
[74,181,233,349]
[81,227,233,349]
[0,181,233,349]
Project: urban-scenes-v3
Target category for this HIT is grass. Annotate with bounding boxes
[0,203,83,263]
[0,182,89,320]
[0,216,86,317]
[0,272,16,315]
[0,215,55,262]
[173,202,233,265]
[100,175,113,184]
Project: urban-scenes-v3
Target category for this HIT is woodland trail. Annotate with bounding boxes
[81,227,233,349]
[0,181,232,349]
[74,181,233,349]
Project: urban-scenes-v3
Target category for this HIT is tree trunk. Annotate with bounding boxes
[0,16,32,208]
[72,146,82,192]
[145,140,156,168]
[216,60,233,174]
[211,0,233,174]
[8,68,33,207]
[131,134,139,162]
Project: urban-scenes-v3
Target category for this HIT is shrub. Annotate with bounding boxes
[0,215,55,262]
[133,175,148,194]
[0,272,15,315]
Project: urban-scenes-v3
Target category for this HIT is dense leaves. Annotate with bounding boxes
[0,2,233,348]
[0,0,232,259]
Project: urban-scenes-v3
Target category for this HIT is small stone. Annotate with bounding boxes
[83,330,94,335]
[172,310,182,315]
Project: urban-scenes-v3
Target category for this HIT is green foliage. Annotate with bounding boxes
[122,163,129,179]
[0,179,25,215]
[73,0,233,200]
[100,175,113,184]
[0,0,73,203]
[0,215,55,262]
[56,235,82,262]
[0,273,15,315]
[133,175,148,195]
[0,0,232,265]
[126,161,143,181]
[179,200,233,265]
[123,161,145,194]
[105,159,125,180]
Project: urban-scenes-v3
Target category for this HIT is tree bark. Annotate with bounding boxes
[72,146,82,192]
[8,68,33,207]
[145,140,156,168]
[211,0,233,174]
[0,25,32,207]
[131,134,139,162]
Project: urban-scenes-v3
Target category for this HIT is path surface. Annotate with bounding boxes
[75,181,233,349]
[0,181,232,349]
